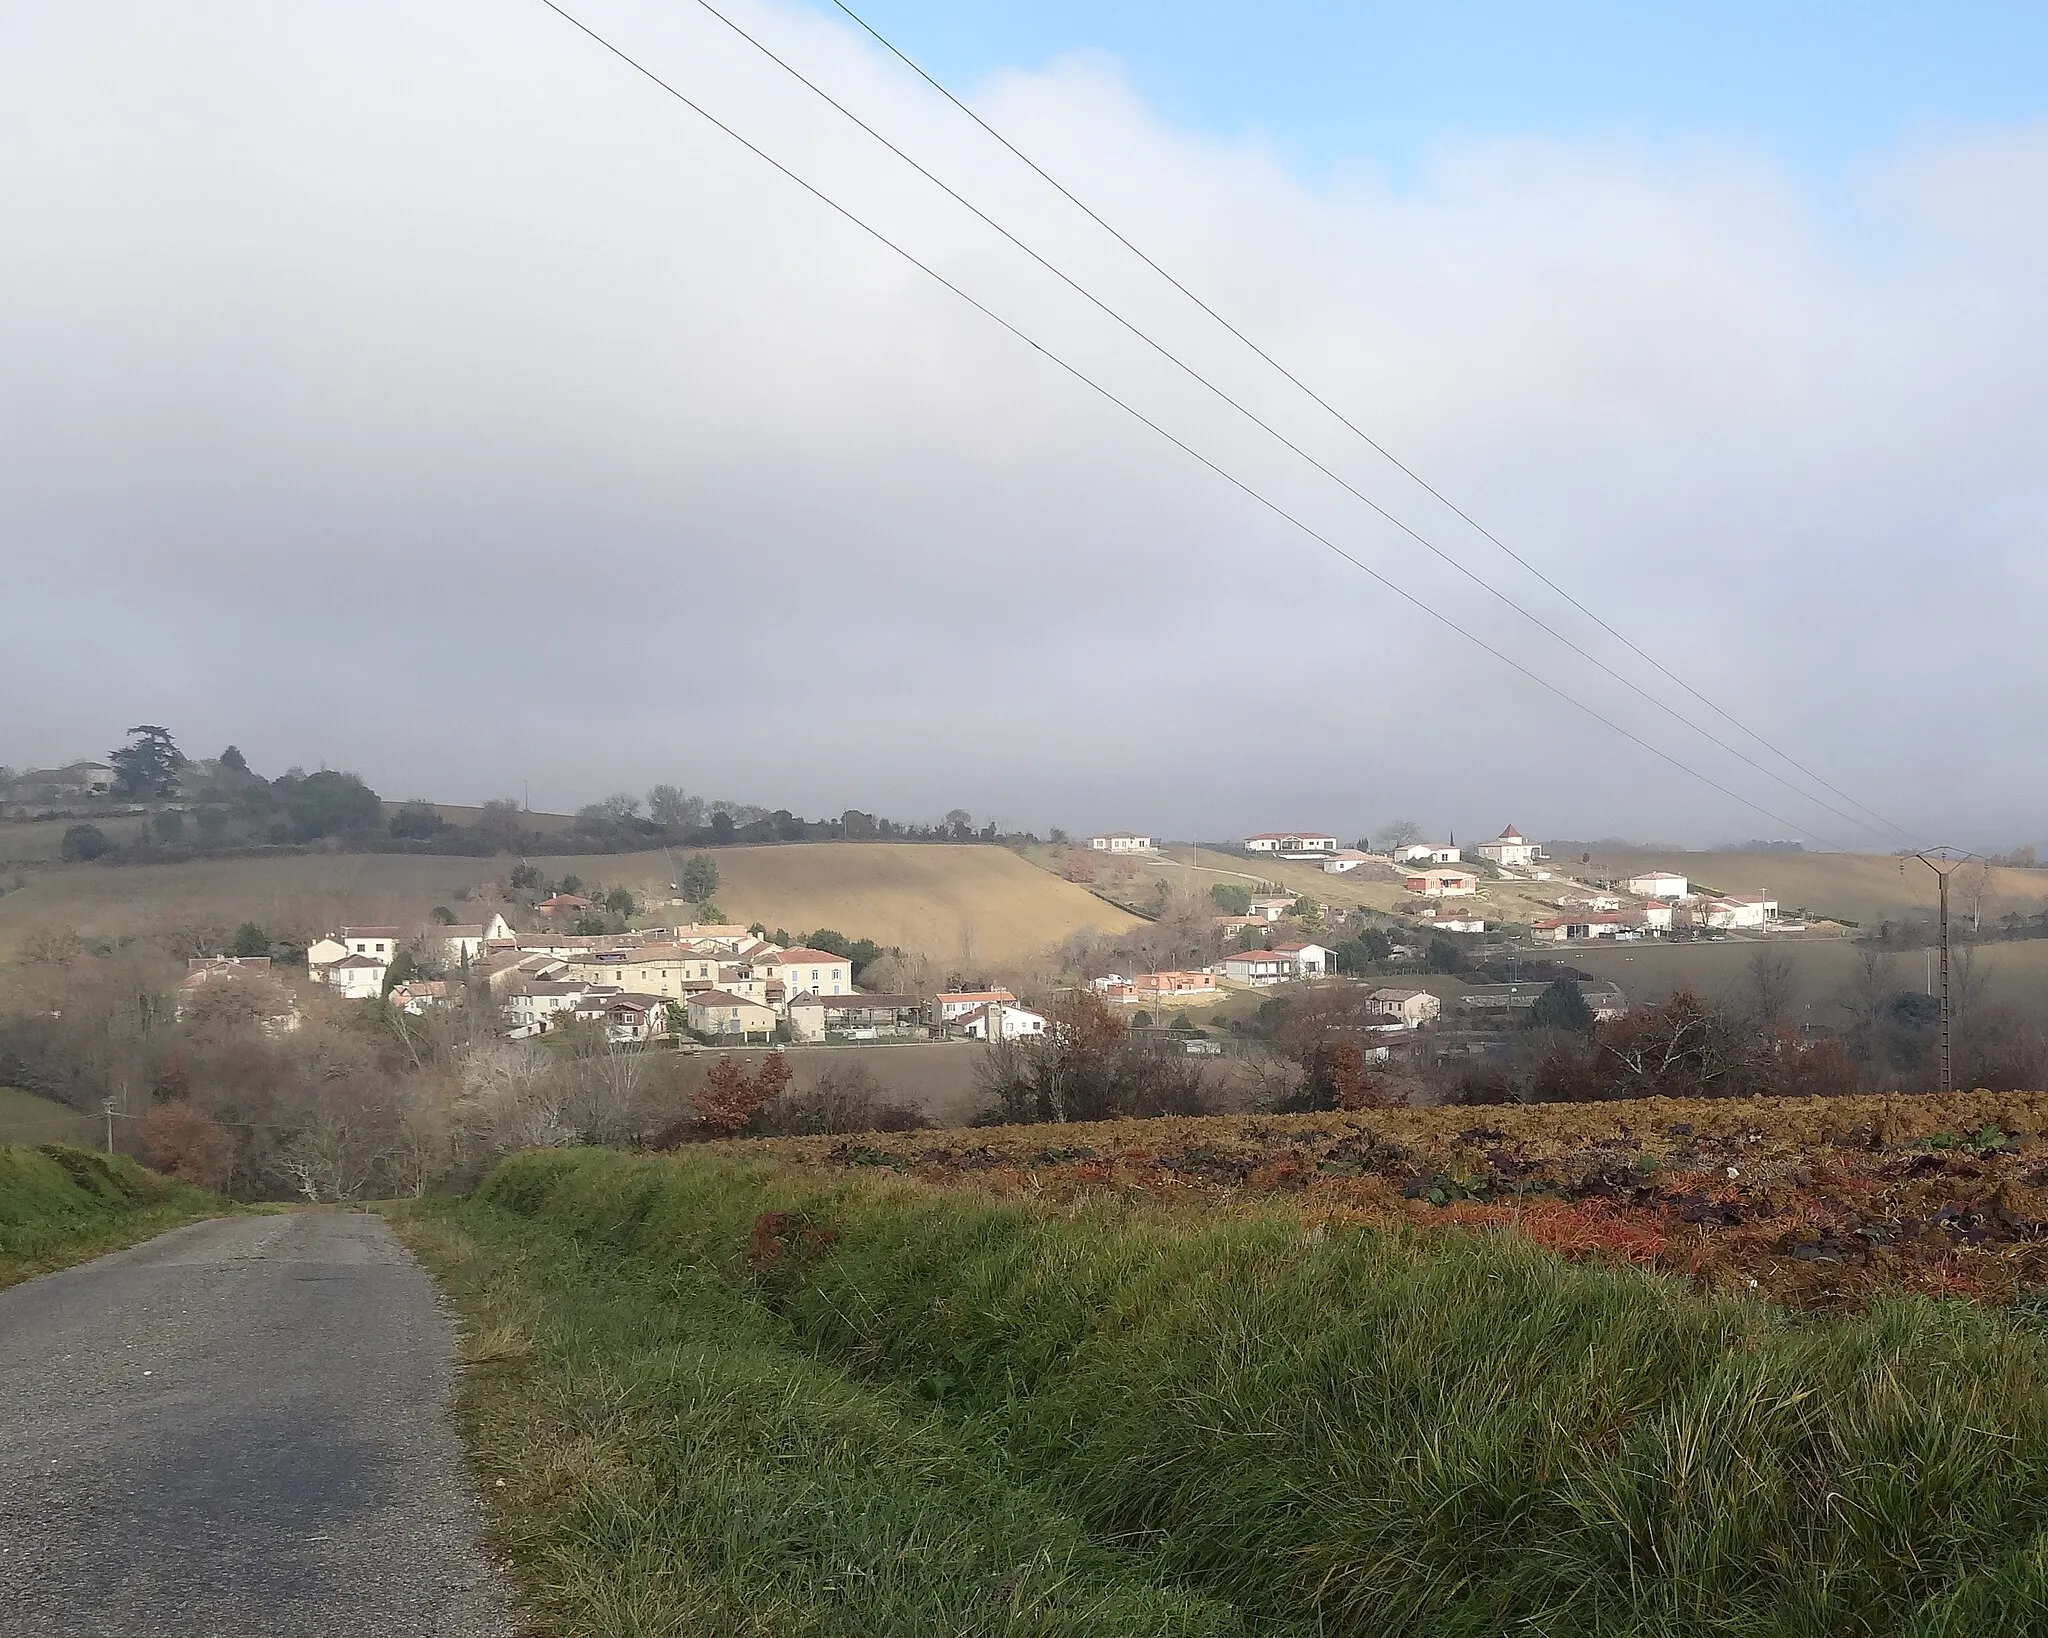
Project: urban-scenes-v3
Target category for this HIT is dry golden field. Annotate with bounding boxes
[0,841,1137,964]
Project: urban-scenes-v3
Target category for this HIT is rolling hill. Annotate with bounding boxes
[0,842,1138,965]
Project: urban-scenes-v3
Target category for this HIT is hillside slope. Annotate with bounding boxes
[1581,849,2048,928]
[0,842,1139,964]
[594,842,1141,963]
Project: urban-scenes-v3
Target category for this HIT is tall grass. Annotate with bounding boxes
[0,1143,221,1286]
[473,1148,2048,1636]
[392,1201,1278,1637]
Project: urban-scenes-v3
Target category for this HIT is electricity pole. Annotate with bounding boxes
[1910,850,1973,1096]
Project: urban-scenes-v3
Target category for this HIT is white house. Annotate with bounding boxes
[1369,988,1443,1027]
[762,947,853,998]
[1320,849,1375,873]
[1403,868,1479,898]
[1218,943,1330,986]
[1626,871,1689,899]
[1248,895,1298,923]
[1244,832,1339,855]
[1271,941,1331,976]
[936,989,1016,1021]
[1475,827,1542,868]
[501,981,592,1036]
[421,912,515,967]
[339,926,403,961]
[954,1001,1047,1041]
[1415,909,1486,933]
[1088,832,1155,853]
[1700,894,1776,931]
[1393,842,1462,865]
[1639,901,1675,932]
[318,953,388,1000]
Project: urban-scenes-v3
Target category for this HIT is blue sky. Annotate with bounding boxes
[812,1,2048,180]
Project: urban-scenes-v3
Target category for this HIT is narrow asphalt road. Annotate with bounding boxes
[0,1212,511,1636]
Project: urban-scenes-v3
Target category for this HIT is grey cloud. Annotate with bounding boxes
[2,0,2045,845]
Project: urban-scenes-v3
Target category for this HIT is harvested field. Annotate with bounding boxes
[724,1090,2048,1311]
[0,841,1135,964]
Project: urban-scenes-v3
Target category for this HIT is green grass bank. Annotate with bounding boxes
[423,1148,2048,1636]
[0,1144,223,1288]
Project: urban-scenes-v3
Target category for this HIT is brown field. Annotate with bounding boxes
[723,1088,2048,1309]
[555,842,1141,964]
[0,841,1138,964]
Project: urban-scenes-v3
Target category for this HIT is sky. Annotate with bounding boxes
[2,0,2046,849]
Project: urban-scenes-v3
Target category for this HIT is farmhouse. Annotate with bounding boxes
[1475,826,1543,868]
[685,990,778,1042]
[785,994,924,1043]
[1700,894,1777,930]
[1392,843,1462,864]
[953,1001,1047,1041]
[1088,832,1155,853]
[317,953,388,1001]
[1626,870,1689,899]
[936,989,1016,1021]
[1218,943,1330,985]
[1369,988,1443,1027]
[1243,832,1339,856]
[1531,913,1641,942]
[1403,868,1479,898]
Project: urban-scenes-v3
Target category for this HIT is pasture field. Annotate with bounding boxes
[0,813,150,865]
[403,1137,2048,1635]
[0,1086,99,1148]
[0,1144,223,1289]
[0,841,1138,964]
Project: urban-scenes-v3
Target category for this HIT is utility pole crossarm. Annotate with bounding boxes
[1911,849,1975,1097]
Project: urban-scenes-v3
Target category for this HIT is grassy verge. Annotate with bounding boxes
[387,1197,1274,1636]
[0,1144,225,1289]
[447,1147,2048,1637]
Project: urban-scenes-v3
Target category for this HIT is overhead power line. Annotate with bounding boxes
[817,0,1921,851]
[531,0,1858,849]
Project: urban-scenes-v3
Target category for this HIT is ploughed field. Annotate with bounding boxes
[724,1090,2048,1311]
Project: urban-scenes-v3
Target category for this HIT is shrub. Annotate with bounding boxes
[59,823,111,862]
